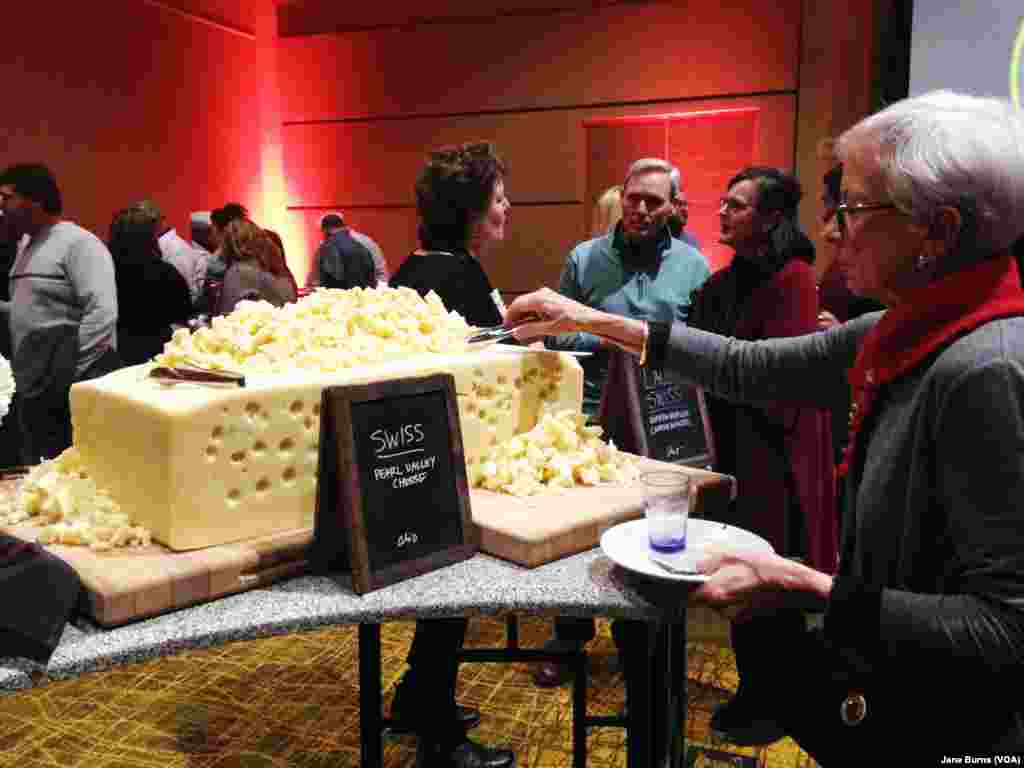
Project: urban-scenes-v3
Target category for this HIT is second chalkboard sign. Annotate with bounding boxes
[311,373,477,594]
[639,365,715,468]
[598,350,715,469]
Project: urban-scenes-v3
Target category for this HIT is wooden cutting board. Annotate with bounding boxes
[0,456,733,626]
[1,519,312,628]
[471,457,735,568]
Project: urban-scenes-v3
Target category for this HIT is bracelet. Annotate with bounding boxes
[639,321,650,367]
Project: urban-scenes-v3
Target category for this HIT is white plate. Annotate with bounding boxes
[599,518,774,583]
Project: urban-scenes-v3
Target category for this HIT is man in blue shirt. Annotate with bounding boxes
[536,158,710,687]
[546,158,710,415]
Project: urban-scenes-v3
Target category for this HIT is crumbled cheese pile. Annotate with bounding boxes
[470,410,639,496]
[0,353,14,424]
[154,286,474,373]
[0,448,151,550]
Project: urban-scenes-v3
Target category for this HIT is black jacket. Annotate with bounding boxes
[317,229,376,290]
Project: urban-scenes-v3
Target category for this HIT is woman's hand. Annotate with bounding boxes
[693,550,833,622]
[817,309,840,330]
[504,287,594,341]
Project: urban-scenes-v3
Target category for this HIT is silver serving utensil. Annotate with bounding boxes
[465,325,518,346]
[648,551,702,576]
[149,364,246,388]
[465,315,543,348]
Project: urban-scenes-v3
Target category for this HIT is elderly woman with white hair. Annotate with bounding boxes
[504,91,1024,762]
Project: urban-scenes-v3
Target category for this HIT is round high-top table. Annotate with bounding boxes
[0,548,695,768]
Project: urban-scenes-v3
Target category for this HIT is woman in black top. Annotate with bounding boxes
[387,142,516,768]
[390,141,510,329]
[108,207,193,366]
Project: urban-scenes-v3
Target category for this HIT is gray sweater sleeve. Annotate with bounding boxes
[67,234,117,374]
[661,311,880,409]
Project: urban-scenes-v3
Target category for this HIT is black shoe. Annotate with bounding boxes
[709,694,785,746]
[389,703,481,735]
[417,738,516,768]
[531,640,579,688]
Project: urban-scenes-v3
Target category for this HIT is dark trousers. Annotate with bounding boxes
[552,615,597,647]
[19,383,73,465]
[19,347,122,465]
[394,617,469,746]
[0,394,24,469]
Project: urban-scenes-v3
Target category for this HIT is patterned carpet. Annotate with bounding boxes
[0,614,816,768]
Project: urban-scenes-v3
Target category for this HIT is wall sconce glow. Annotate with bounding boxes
[1012,17,1024,108]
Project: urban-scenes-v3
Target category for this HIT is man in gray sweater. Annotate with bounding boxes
[0,164,118,463]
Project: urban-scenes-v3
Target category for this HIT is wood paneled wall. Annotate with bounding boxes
[0,0,275,242]
[278,0,802,292]
[795,0,890,281]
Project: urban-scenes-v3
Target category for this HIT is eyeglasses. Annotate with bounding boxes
[835,201,899,238]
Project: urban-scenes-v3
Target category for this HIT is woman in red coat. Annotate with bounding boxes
[688,166,837,745]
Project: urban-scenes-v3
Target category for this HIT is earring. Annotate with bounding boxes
[915,252,935,272]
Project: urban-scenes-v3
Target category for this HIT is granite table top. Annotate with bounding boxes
[0,548,695,692]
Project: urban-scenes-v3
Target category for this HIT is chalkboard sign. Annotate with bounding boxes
[639,366,715,468]
[311,373,477,594]
[598,350,715,469]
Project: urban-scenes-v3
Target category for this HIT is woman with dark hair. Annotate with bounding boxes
[390,141,509,327]
[263,228,299,297]
[387,141,516,768]
[108,207,193,365]
[688,166,836,744]
[217,219,297,315]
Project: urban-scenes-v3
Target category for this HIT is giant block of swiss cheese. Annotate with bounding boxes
[70,349,582,550]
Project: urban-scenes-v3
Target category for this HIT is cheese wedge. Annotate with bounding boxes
[70,348,582,550]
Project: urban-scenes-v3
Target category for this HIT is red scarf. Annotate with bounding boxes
[839,254,1024,478]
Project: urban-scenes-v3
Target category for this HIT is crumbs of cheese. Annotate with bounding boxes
[2,448,152,550]
[154,286,474,373]
[469,410,639,496]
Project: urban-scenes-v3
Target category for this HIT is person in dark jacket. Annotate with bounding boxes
[312,213,376,291]
[108,207,193,365]
[387,141,515,768]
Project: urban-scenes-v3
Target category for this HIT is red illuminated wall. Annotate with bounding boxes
[0,0,276,250]
[277,0,800,292]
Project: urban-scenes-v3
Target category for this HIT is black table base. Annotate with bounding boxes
[357,616,686,768]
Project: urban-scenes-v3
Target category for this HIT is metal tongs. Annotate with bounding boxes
[465,315,542,348]
[149,363,246,388]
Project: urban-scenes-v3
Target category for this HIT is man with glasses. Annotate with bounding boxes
[0,163,118,463]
